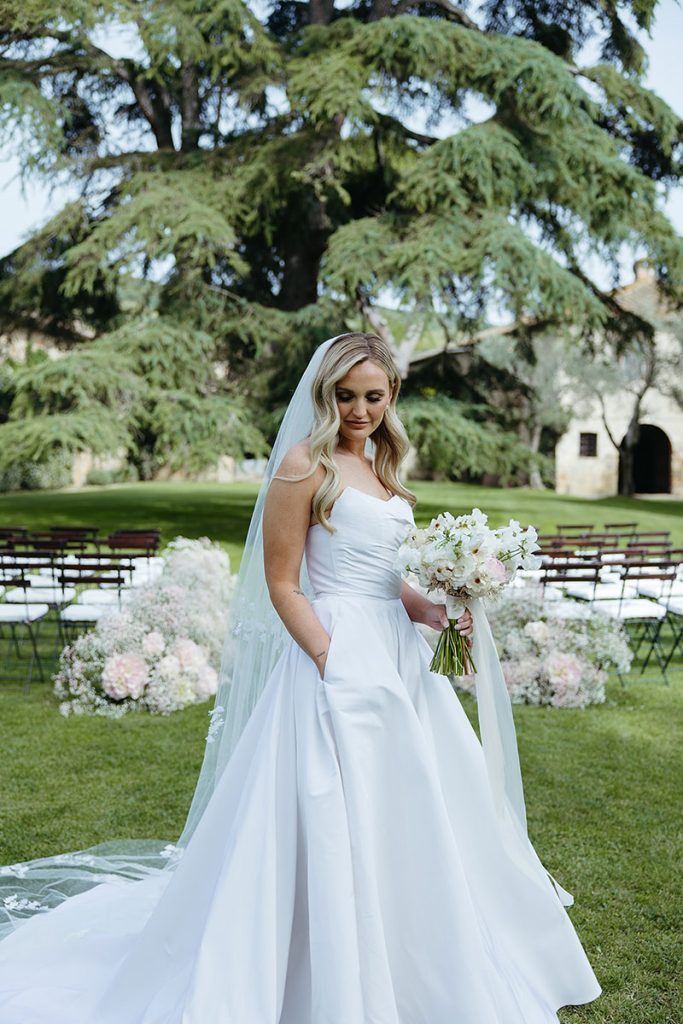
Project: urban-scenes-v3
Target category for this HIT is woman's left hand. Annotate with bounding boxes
[421,603,473,639]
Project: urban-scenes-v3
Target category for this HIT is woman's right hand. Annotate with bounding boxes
[315,641,331,680]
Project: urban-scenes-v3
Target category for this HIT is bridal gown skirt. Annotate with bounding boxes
[0,488,601,1022]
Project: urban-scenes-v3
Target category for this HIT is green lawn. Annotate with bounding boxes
[0,481,681,1022]
[2,478,681,568]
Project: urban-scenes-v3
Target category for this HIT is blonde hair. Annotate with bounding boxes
[274,332,416,534]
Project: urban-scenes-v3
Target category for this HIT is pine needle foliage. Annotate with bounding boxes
[0,0,681,476]
[400,393,553,485]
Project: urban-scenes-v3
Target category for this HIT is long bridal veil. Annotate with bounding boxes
[0,330,571,942]
[0,334,344,940]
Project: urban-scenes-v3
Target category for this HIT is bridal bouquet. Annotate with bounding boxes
[396,508,542,677]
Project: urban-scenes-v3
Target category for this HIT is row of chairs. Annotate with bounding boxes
[554,521,651,538]
[0,528,163,689]
[541,521,671,554]
[517,547,683,682]
[0,526,160,556]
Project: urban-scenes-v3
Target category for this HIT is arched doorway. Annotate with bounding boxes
[620,424,672,494]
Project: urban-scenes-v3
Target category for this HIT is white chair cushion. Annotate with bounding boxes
[4,586,76,603]
[60,605,106,622]
[546,601,593,620]
[130,556,164,569]
[0,603,49,622]
[25,574,62,587]
[636,580,683,601]
[565,582,637,601]
[596,598,667,620]
[75,589,133,605]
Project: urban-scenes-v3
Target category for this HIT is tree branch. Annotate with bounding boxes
[393,0,480,31]
[309,0,335,25]
[2,31,176,151]
[376,112,439,146]
[355,288,403,368]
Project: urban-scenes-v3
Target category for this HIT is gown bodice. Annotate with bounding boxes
[304,486,414,601]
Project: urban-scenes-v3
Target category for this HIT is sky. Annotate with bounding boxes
[1,0,681,302]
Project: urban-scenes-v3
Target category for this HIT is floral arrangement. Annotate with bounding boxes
[54,537,237,717]
[416,588,632,709]
[396,508,542,676]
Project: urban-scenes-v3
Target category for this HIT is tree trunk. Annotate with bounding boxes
[618,415,640,497]
[278,195,330,310]
[528,421,545,490]
[180,65,202,151]
[127,73,175,151]
[309,0,335,24]
[369,0,393,20]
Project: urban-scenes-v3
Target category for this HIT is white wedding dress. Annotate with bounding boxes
[0,486,601,1023]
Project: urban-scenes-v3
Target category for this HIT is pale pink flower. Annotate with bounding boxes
[142,631,166,659]
[546,651,583,689]
[101,653,148,701]
[172,638,206,674]
[194,665,218,701]
[483,557,509,584]
[157,654,181,682]
[524,620,550,644]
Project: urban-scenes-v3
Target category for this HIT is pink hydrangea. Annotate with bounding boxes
[546,651,583,688]
[101,653,148,701]
[550,684,585,708]
[194,665,218,701]
[142,630,166,658]
[157,654,181,682]
[524,620,550,644]
[546,652,584,708]
[172,638,206,674]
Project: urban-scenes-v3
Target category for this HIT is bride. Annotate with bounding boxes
[0,332,601,1022]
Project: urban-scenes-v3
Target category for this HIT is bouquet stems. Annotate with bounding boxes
[429,617,476,678]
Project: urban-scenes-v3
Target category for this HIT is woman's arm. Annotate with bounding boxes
[400,578,473,637]
[262,443,333,679]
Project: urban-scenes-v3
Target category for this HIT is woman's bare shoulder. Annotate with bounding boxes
[275,439,313,476]
[272,438,326,487]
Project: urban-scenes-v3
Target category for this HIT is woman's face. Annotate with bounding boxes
[334,359,393,445]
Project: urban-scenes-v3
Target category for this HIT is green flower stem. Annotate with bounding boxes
[429,619,477,678]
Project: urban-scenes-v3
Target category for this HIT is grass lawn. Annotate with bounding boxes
[0,481,681,1022]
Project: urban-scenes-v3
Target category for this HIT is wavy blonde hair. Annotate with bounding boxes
[274,332,416,534]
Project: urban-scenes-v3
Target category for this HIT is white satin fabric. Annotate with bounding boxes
[0,487,601,1022]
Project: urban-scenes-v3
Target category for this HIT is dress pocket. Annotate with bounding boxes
[321,623,337,683]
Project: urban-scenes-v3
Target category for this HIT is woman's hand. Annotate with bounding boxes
[315,641,330,680]
[421,602,473,641]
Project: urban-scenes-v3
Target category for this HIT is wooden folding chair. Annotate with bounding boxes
[591,559,678,683]
[0,570,49,690]
[555,523,595,536]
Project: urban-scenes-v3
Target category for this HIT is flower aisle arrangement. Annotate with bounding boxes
[483,591,632,707]
[54,537,237,717]
[414,588,632,709]
[396,508,542,677]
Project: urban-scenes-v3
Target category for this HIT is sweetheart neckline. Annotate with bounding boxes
[308,485,408,529]
[341,485,403,505]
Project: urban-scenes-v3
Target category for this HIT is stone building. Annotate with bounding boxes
[555,260,682,498]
